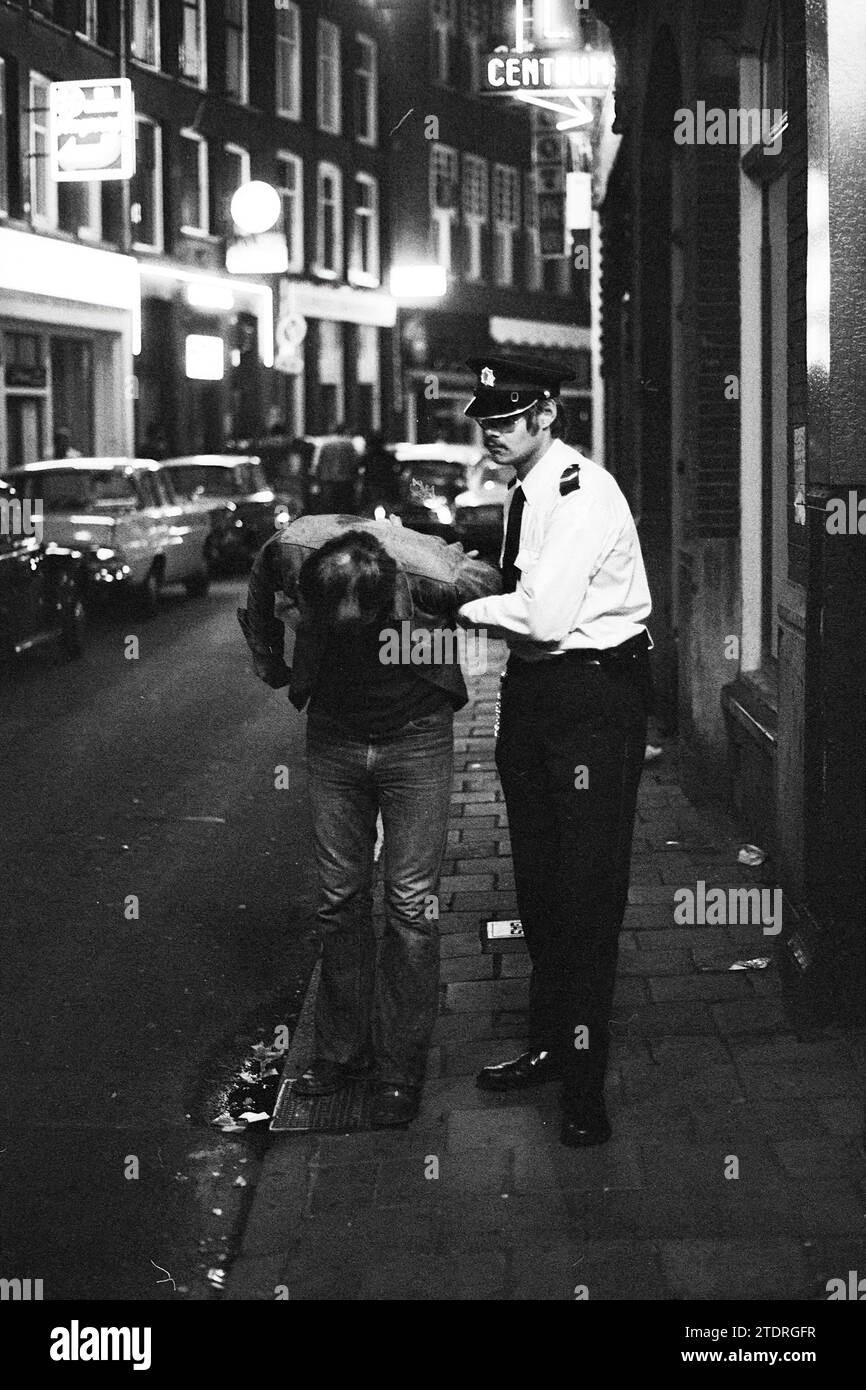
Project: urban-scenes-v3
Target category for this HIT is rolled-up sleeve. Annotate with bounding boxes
[237,534,291,686]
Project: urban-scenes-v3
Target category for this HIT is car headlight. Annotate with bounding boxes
[95,547,116,561]
[434,504,454,526]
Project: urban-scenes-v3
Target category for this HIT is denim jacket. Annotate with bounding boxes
[238,515,502,711]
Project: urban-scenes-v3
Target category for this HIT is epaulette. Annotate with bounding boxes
[559,463,581,495]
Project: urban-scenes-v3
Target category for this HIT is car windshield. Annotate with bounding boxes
[401,461,466,502]
[21,470,141,510]
[476,463,511,489]
[167,465,238,498]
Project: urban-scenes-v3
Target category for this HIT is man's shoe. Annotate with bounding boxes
[369,1084,419,1127]
[559,1103,611,1148]
[476,1049,562,1092]
[291,1059,343,1096]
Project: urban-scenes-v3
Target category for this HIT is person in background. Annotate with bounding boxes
[53,428,82,460]
[238,515,500,1126]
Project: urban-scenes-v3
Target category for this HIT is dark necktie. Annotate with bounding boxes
[501,485,526,593]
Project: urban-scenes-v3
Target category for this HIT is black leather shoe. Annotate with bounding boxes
[559,1104,611,1148]
[476,1049,562,1092]
[292,1059,343,1096]
[369,1084,419,1127]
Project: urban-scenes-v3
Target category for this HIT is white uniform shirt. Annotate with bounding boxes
[458,438,652,658]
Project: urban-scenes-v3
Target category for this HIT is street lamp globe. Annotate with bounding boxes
[230,181,282,237]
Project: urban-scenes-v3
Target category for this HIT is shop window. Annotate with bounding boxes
[131,116,163,250]
[51,337,94,456]
[524,170,543,291]
[462,153,488,282]
[317,19,341,134]
[277,151,303,273]
[131,0,160,70]
[28,72,57,229]
[179,129,209,235]
[492,164,520,286]
[354,33,377,145]
[350,173,379,286]
[225,0,249,103]
[276,1,301,119]
[315,162,342,278]
[430,143,458,273]
[179,0,206,86]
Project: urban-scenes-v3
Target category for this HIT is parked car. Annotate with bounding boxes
[376,444,486,542]
[453,456,512,558]
[162,454,296,571]
[0,478,86,664]
[225,434,364,515]
[5,459,216,616]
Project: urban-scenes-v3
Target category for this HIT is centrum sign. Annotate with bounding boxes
[484,49,614,95]
[49,79,135,182]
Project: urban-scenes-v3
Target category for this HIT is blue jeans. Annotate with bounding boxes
[305,707,454,1087]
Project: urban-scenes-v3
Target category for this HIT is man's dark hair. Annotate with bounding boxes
[298,529,397,629]
[527,399,568,440]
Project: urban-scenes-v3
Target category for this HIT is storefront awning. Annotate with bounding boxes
[490,316,591,351]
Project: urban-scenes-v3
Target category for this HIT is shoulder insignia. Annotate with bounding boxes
[559,463,581,496]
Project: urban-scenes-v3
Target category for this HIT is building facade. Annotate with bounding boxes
[0,0,394,462]
[384,0,593,448]
[593,0,866,1015]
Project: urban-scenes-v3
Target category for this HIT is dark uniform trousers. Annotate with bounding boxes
[496,638,649,1107]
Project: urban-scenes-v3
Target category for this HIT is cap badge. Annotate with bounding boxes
[480,366,496,386]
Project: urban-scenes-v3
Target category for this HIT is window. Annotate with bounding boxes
[58,179,101,242]
[462,153,488,281]
[317,320,344,431]
[276,0,301,119]
[492,164,520,285]
[131,0,160,69]
[75,0,98,42]
[524,169,542,291]
[354,34,377,145]
[225,0,249,103]
[430,143,459,272]
[179,130,209,234]
[223,142,250,231]
[431,0,457,85]
[277,151,303,273]
[131,116,162,249]
[350,173,379,286]
[179,0,206,86]
[29,73,57,229]
[464,0,487,92]
[317,19,341,134]
[30,0,60,21]
[315,162,342,277]
[0,57,7,217]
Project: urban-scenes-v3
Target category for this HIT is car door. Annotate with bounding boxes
[153,469,207,580]
[0,532,51,658]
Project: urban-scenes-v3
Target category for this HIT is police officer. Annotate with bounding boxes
[457,356,653,1147]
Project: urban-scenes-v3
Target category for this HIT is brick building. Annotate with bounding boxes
[593,0,866,1013]
[383,0,593,447]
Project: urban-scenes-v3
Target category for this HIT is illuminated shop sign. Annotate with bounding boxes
[483,49,613,95]
[49,79,135,182]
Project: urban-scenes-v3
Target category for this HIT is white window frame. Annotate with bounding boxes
[179,0,207,88]
[75,0,98,43]
[276,0,301,120]
[225,0,249,105]
[131,115,163,252]
[349,172,380,287]
[179,129,209,236]
[317,18,342,135]
[430,142,458,273]
[462,153,489,281]
[0,56,8,218]
[277,150,304,274]
[431,0,457,85]
[315,161,343,279]
[492,163,520,286]
[354,33,377,146]
[29,73,57,230]
[131,0,161,71]
[223,141,250,230]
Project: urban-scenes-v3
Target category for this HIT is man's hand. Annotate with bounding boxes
[253,655,291,689]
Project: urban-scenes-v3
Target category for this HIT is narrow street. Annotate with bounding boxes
[0,579,319,1299]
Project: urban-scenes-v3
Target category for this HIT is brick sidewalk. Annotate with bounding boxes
[227,644,866,1301]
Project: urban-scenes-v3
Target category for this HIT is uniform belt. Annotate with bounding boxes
[510,630,650,668]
